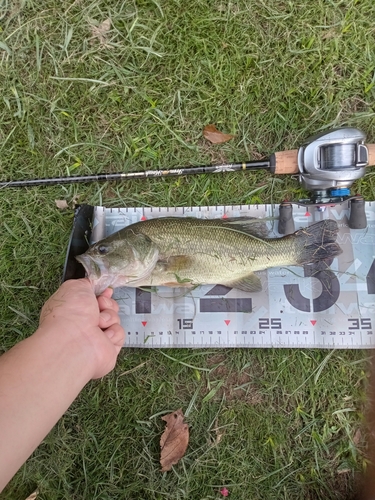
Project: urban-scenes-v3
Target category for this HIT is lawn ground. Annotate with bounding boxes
[1,1,375,498]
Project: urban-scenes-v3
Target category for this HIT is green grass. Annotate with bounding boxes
[1,0,375,498]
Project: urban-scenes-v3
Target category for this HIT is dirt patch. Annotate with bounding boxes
[342,96,370,116]
[198,139,230,165]
[205,354,263,404]
[319,470,361,500]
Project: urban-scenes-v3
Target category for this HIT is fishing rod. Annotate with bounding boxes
[1,128,375,209]
[1,127,373,186]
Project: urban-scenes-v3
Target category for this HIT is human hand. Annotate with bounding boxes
[39,278,125,379]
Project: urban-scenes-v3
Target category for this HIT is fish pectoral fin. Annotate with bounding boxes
[222,273,262,293]
[158,255,193,272]
[154,256,196,288]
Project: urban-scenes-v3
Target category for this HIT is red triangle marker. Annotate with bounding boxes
[142,321,147,326]
[310,320,316,326]
[141,215,147,221]
[305,211,311,217]
[224,320,230,326]
[222,213,228,219]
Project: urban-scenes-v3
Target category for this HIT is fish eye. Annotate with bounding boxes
[98,245,109,255]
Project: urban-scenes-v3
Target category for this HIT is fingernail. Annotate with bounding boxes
[101,312,111,322]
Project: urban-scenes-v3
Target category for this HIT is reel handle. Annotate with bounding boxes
[272,143,375,175]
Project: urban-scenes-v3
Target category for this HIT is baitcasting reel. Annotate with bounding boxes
[298,127,368,204]
[278,127,370,233]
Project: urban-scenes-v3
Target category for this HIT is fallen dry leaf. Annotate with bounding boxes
[90,18,111,45]
[72,194,80,206]
[337,468,351,474]
[25,490,39,500]
[203,124,234,144]
[353,428,362,445]
[160,408,189,472]
[213,418,224,446]
[322,28,337,40]
[55,199,69,210]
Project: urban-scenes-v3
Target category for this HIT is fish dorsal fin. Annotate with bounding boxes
[222,272,262,293]
[143,216,271,239]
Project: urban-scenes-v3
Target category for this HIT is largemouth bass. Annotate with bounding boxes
[76,217,342,295]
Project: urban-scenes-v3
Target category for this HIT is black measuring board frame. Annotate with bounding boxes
[62,204,94,282]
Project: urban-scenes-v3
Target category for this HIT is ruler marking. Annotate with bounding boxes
[200,298,252,313]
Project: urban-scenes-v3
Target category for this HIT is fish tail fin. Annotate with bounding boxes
[294,220,342,265]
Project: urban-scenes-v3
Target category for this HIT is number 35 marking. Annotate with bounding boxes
[348,318,372,330]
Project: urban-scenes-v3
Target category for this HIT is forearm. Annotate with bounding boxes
[0,325,94,492]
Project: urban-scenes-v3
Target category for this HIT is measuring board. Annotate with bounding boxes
[66,203,375,349]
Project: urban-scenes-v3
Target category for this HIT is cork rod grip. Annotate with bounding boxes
[367,144,375,167]
[273,150,299,174]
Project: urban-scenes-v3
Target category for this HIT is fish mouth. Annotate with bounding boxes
[75,243,160,294]
[75,254,112,294]
[75,254,102,277]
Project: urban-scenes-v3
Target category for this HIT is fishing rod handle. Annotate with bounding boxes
[368,144,375,166]
[271,143,375,175]
[271,150,299,175]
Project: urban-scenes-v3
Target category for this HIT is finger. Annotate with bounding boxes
[97,295,119,313]
[100,287,114,299]
[66,277,94,291]
[104,323,125,348]
[99,308,121,329]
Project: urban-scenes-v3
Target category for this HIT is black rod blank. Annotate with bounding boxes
[0,160,271,188]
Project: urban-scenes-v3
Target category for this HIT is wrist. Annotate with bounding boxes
[34,321,98,382]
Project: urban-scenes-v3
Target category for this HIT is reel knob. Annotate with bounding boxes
[348,196,367,229]
[278,202,295,235]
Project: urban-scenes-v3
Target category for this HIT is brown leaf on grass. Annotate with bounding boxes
[55,199,69,210]
[160,408,189,472]
[72,194,80,207]
[322,28,337,40]
[90,18,111,45]
[203,124,234,144]
[25,490,39,500]
[353,428,362,445]
[212,418,224,446]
